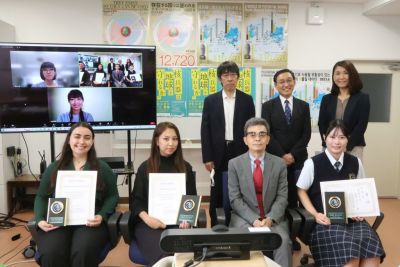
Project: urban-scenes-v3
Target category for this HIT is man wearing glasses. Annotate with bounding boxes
[228,117,291,267]
[201,61,255,227]
[261,69,311,250]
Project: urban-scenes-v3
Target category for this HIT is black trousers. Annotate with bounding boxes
[209,142,236,227]
[36,223,108,267]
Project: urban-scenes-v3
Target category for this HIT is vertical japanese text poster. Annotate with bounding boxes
[150,2,197,67]
[198,3,243,66]
[243,4,288,68]
[261,69,332,129]
[157,67,256,117]
[103,0,149,45]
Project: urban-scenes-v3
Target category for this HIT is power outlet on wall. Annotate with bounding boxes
[7,146,16,157]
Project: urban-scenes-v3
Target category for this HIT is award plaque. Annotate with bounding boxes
[324,192,346,224]
[176,195,202,227]
[47,198,68,226]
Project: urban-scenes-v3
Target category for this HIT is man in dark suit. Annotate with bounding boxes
[201,61,255,226]
[261,69,311,250]
[107,58,115,75]
[228,117,291,267]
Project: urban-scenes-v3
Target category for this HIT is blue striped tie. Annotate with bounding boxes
[284,100,291,124]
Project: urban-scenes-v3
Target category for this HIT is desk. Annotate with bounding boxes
[173,251,281,267]
[7,175,40,217]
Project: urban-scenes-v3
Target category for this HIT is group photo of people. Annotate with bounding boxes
[30,59,386,267]
[79,53,143,88]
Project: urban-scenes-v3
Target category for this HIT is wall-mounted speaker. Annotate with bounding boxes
[307,6,325,25]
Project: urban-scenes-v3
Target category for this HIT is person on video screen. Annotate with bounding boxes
[111,63,126,87]
[57,89,94,123]
[117,59,125,73]
[124,64,137,87]
[125,58,133,72]
[33,61,59,88]
[79,62,91,86]
[92,63,107,87]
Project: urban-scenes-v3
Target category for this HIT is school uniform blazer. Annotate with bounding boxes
[228,152,288,226]
[261,97,311,169]
[201,89,255,169]
[318,92,370,151]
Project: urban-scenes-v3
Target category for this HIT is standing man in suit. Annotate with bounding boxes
[107,58,116,87]
[201,61,255,226]
[261,69,311,250]
[228,117,291,267]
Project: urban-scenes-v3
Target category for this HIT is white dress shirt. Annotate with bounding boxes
[279,95,293,115]
[297,150,366,190]
[222,90,236,141]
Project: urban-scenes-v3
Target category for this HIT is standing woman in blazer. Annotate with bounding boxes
[318,60,370,160]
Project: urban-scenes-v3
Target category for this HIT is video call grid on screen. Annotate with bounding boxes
[0,43,157,132]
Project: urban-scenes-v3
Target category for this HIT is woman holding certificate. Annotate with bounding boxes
[130,122,197,266]
[296,119,385,267]
[92,63,107,87]
[33,122,119,267]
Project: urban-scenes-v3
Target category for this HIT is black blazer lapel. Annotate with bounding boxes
[215,91,226,129]
[292,98,302,123]
[343,94,357,123]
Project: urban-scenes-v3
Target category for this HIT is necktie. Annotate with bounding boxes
[253,159,265,218]
[284,99,292,124]
[334,161,341,172]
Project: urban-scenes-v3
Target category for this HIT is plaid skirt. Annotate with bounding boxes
[309,221,385,267]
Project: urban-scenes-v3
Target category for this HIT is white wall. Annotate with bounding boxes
[288,3,400,68]
[0,0,399,198]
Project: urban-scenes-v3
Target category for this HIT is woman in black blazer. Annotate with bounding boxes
[318,60,370,160]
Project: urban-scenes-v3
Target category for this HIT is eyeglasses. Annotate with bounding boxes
[276,79,294,85]
[221,72,238,78]
[246,131,269,138]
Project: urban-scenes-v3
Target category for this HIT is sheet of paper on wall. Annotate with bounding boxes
[148,173,186,225]
[320,178,380,218]
[55,171,97,225]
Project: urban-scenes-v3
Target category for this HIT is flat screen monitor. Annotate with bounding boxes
[0,42,157,132]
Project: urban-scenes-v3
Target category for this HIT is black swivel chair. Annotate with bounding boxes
[295,208,385,266]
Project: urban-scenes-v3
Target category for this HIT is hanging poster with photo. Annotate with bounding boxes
[197,3,243,66]
[261,69,332,129]
[243,3,288,68]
